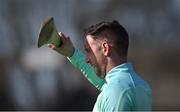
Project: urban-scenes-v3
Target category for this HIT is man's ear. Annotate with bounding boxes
[102,42,109,56]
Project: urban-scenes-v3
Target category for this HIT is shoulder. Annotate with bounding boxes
[97,84,134,111]
[101,81,132,104]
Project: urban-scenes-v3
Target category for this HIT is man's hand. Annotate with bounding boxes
[48,32,75,57]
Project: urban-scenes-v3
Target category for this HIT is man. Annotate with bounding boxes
[48,20,152,111]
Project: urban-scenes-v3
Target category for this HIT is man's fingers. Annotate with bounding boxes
[48,44,56,49]
[59,32,66,37]
[48,44,59,51]
[58,32,66,42]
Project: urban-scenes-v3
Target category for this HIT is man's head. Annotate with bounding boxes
[83,20,129,78]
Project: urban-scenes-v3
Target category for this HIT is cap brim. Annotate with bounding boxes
[37,17,55,48]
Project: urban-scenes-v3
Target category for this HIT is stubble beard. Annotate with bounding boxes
[93,62,106,79]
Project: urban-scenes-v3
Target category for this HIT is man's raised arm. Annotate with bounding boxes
[48,32,105,91]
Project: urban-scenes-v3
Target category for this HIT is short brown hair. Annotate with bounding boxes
[84,20,129,57]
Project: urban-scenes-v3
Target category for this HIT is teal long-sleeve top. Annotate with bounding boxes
[67,49,152,111]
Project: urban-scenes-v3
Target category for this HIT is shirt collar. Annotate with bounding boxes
[105,62,134,82]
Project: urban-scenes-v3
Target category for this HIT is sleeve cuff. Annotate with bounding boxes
[67,48,78,62]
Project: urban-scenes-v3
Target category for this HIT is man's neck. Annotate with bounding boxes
[106,56,127,74]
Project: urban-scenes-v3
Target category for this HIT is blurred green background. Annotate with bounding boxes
[0,0,180,110]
